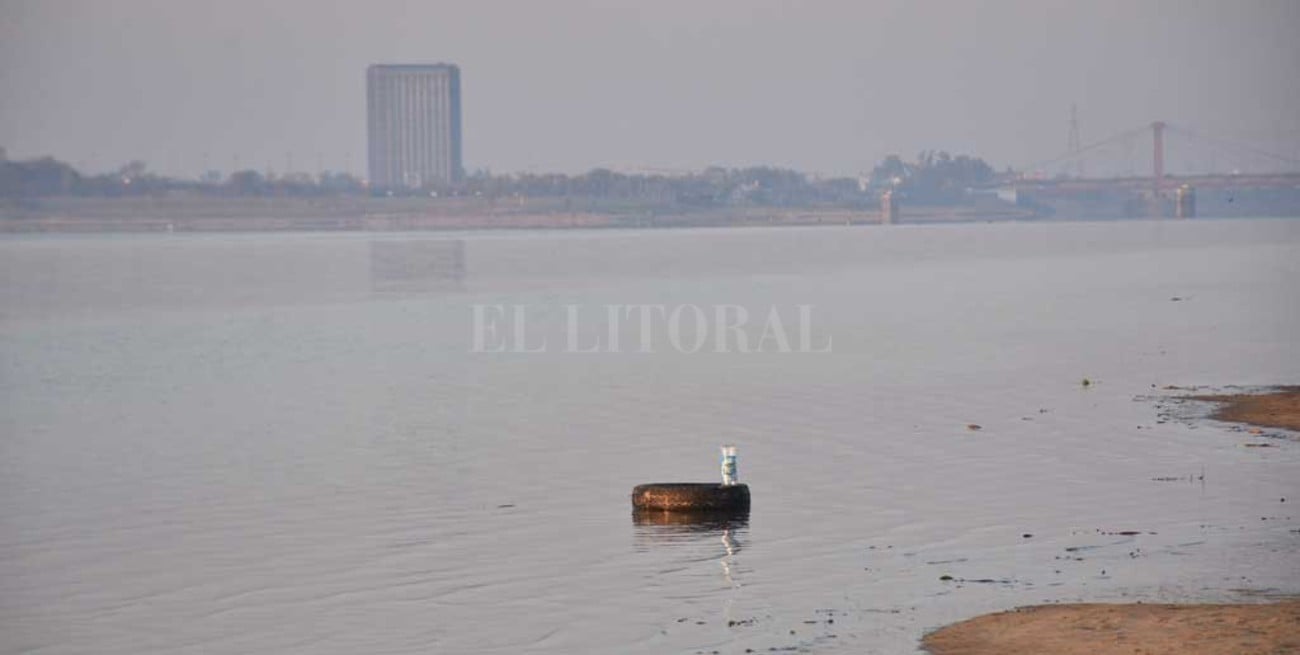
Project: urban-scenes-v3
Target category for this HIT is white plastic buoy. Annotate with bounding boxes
[720,445,738,486]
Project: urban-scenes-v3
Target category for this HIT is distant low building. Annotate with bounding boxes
[366,64,462,189]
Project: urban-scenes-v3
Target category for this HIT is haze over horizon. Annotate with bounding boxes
[2,0,1298,179]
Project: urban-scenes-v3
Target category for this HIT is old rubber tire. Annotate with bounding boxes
[631,483,750,512]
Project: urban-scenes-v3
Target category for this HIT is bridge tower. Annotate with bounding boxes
[1151,121,1166,196]
[1068,104,1083,178]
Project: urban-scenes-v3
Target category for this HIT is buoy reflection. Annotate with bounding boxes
[632,510,750,591]
[632,509,749,556]
[632,508,748,528]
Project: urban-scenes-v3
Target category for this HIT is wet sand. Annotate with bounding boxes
[1191,387,1300,433]
[922,601,1300,655]
[923,387,1300,655]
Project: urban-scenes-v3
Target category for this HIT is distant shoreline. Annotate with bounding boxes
[0,211,1023,233]
[0,196,1034,233]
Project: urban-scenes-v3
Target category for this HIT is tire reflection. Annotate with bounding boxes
[632,509,749,586]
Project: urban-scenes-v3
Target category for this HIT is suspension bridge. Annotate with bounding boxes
[999,121,1300,218]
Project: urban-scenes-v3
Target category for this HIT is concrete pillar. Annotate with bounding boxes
[881,190,898,224]
[1175,184,1196,218]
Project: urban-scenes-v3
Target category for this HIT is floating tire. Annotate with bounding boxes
[631,483,750,512]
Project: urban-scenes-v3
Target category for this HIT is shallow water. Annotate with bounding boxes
[2,219,1298,653]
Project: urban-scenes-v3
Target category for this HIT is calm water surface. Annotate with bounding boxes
[2,219,1298,653]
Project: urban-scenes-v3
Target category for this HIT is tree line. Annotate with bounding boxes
[1,151,999,206]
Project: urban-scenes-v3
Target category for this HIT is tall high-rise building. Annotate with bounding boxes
[366,64,462,189]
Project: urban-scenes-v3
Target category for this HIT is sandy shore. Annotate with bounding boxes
[922,387,1300,654]
[1190,387,1300,433]
[922,601,1300,655]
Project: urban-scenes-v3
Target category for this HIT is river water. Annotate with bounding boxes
[2,219,1298,654]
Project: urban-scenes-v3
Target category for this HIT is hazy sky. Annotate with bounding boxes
[2,0,1298,178]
